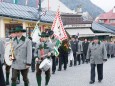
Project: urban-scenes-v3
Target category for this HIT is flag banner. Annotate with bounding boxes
[54,46,59,56]
[13,0,18,4]
[31,24,41,43]
[55,39,61,48]
[51,9,68,41]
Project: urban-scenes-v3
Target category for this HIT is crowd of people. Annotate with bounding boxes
[0,26,115,86]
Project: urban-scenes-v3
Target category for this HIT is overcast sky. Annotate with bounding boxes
[90,0,115,12]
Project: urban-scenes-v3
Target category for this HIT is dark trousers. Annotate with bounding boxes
[73,52,77,65]
[12,68,29,83]
[90,64,103,81]
[83,53,87,61]
[81,53,84,63]
[59,54,68,70]
[77,54,81,65]
[31,58,35,71]
[52,56,56,73]
[6,64,11,73]
[0,61,5,86]
[107,54,110,58]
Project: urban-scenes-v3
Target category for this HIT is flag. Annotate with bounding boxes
[55,39,61,48]
[51,9,68,41]
[31,24,41,43]
[54,46,59,56]
[13,0,18,4]
[53,39,61,56]
[25,0,28,5]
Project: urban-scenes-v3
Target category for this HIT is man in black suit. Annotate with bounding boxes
[70,35,77,66]
[82,39,89,63]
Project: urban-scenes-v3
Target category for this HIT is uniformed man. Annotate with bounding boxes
[76,38,83,65]
[70,35,77,66]
[86,36,107,84]
[5,29,20,85]
[48,30,58,74]
[35,32,52,86]
[0,38,5,86]
[82,38,89,63]
[11,26,32,86]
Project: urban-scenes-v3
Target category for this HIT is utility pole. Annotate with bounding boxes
[38,0,41,21]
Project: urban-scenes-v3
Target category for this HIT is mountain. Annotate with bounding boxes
[2,0,104,18]
[61,0,105,18]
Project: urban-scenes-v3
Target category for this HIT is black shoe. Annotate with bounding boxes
[32,70,35,72]
[69,65,72,67]
[98,80,102,83]
[16,80,20,84]
[89,81,95,84]
[74,64,77,66]
[52,71,55,74]
[58,69,61,71]
[6,81,10,85]
[64,68,66,70]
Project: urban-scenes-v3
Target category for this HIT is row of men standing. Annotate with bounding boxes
[70,35,89,67]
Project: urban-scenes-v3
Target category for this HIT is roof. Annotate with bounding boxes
[92,22,115,34]
[42,0,74,14]
[99,8,115,19]
[0,2,55,22]
[61,14,93,25]
[100,23,115,32]
[66,28,94,37]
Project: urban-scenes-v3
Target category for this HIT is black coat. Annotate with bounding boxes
[82,42,89,54]
[0,61,5,86]
[70,40,78,53]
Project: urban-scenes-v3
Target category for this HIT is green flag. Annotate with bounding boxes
[55,39,61,48]
[54,47,59,56]
[13,0,18,4]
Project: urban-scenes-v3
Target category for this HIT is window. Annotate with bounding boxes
[110,19,115,23]
[99,20,104,23]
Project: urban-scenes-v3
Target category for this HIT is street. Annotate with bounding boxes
[4,58,115,86]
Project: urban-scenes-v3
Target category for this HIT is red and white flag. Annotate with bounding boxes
[51,9,68,41]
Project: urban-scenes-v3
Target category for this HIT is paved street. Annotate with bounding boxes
[4,58,115,86]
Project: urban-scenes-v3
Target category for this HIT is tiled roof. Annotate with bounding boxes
[99,8,115,19]
[100,23,115,32]
[61,14,92,25]
[92,22,115,34]
[0,2,55,22]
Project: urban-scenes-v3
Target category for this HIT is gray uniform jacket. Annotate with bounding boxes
[86,42,107,64]
[108,44,113,55]
[0,40,5,64]
[77,41,83,54]
[104,42,109,54]
[70,40,77,53]
[12,36,32,70]
[34,41,52,59]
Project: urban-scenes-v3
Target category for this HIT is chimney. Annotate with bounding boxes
[76,5,82,13]
[113,6,115,13]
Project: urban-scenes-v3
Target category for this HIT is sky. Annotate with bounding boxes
[90,0,115,12]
